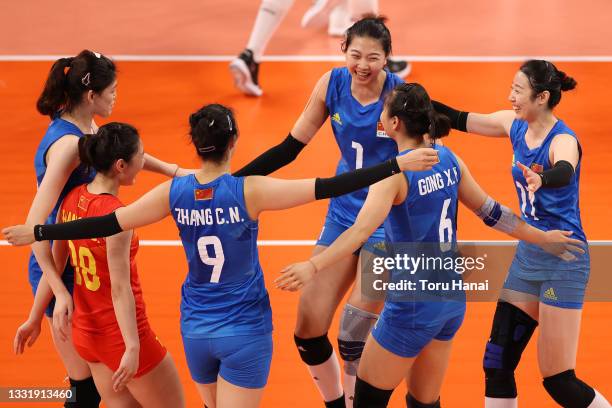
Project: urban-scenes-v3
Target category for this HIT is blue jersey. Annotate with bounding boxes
[34,117,95,225]
[509,119,589,280]
[325,67,404,227]
[510,119,585,241]
[28,117,95,295]
[381,145,465,328]
[169,174,272,338]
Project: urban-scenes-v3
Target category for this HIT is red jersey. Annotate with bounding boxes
[58,184,150,341]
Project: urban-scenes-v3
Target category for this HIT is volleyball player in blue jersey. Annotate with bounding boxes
[234,16,405,406]
[277,83,585,408]
[13,50,192,407]
[3,104,438,407]
[432,61,610,408]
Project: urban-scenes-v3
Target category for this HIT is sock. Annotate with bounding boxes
[588,390,611,408]
[344,372,356,408]
[485,397,518,408]
[65,376,101,408]
[246,0,295,61]
[308,351,344,402]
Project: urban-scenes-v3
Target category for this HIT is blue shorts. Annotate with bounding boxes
[503,272,586,309]
[371,311,465,358]
[316,216,385,249]
[28,252,75,317]
[182,333,273,389]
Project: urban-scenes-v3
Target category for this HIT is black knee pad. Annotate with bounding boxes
[294,333,334,366]
[406,393,441,408]
[483,301,538,398]
[65,376,101,408]
[353,376,393,408]
[543,370,596,408]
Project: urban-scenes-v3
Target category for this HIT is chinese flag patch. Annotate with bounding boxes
[77,195,90,211]
[530,163,544,173]
[194,188,214,201]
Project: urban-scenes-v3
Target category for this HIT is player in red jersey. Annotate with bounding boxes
[53,122,185,407]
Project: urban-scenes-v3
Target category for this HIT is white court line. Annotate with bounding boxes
[2,240,611,247]
[2,55,612,62]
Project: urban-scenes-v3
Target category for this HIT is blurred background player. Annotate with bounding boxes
[229,0,410,96]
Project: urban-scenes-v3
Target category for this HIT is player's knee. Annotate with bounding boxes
[483,301,537,398]
[406,393,441,408]
[337,304,378,375]
[294,333,334,366]
[65,376,101,408]
[543,370,596,408]
[353,376,392,408]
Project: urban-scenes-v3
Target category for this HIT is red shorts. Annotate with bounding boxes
[73,327,167,378]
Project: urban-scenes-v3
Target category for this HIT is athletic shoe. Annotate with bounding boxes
[229,49,263,97]
[386,59,412,78]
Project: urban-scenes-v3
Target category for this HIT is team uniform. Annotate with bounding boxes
[370,145,466,358]
[170,173,273,389]
[504,119,589,309]
[318,66,404,247]
[59,185,166,377]
[29,117,95,316]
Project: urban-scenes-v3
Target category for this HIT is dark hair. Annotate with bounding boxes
[341,15,392,56]
[519,60,576,109]
[78,122,140,173]
[37,50,116,118]
[385,83,451,143]
[189,104,238,163]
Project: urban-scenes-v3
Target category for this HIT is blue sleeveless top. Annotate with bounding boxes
[169,174,272,338]
[325,67,404,227]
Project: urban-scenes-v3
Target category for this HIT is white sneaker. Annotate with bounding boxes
[301,0,343,28]
[229,49,263,97]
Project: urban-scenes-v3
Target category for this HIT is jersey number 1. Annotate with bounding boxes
[515,182,539,220]
[197,236,225,283]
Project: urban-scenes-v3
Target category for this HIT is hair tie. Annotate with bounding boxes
[198,146,216,153]
[227,115,233,132]
[208,119,215,127]
[82,72,91,87]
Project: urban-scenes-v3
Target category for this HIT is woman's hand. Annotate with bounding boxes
[540,230,585,261]
[2,224,36,246]
[112,347,139,392]
[52,293,73,342]
[275,261,318,291]
[397,148,439,172]
[14,318,42,355]
[516,161,543,193]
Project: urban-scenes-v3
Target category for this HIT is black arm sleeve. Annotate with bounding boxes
[315,159,401,200]
[431,100,469,132]
[233,133,306,177]
[35,212,123,242]
[539,160,574,188]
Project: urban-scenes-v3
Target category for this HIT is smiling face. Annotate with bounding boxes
[508,71,549,121]
[92,79,117,118]
[345,36,387,86]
